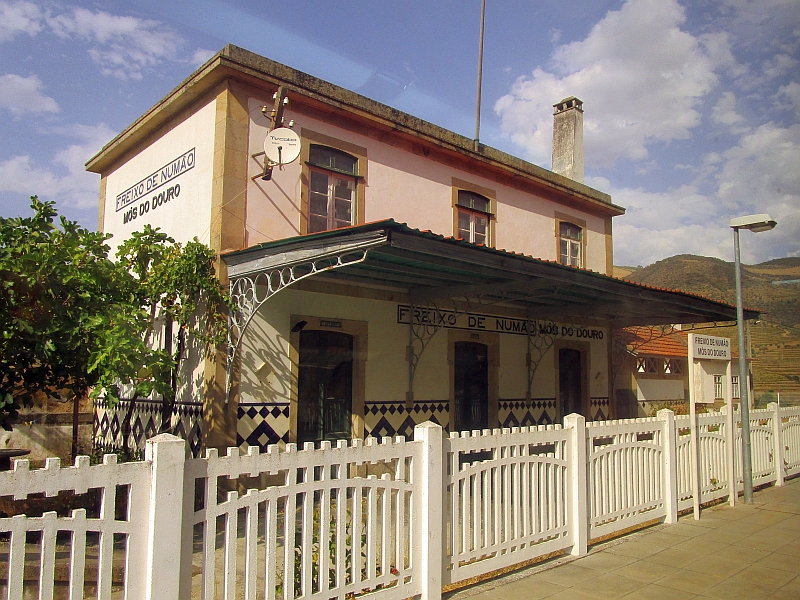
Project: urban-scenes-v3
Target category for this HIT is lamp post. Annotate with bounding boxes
[730,213,777,504]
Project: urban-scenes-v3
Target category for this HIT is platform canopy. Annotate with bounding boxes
[223,220,758,328]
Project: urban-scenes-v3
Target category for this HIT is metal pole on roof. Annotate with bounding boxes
[474,0,486,150]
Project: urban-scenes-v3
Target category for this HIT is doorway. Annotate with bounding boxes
[297,330,353,444]
[453,341,489,432]
[559,347,584,418]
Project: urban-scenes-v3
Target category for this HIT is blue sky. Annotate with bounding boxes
[0,0,797,266]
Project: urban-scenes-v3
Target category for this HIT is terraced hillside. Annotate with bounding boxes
[623,256,800,405]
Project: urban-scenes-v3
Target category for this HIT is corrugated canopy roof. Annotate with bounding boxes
[223,220,759,328]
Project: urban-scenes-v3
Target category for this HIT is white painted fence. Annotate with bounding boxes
[1,405,798,600]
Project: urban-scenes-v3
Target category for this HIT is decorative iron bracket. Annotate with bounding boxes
[526,318,560,402]
[226,249,371,398]
[405,287,560,404]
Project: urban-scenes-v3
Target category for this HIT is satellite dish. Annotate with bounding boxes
[264,127,301,165]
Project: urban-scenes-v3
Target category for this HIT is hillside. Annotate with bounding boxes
[622,255,800,404]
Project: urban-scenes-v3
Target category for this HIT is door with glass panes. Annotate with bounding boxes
[558,348,583,418]
[453,341,489,431]
[297,330,353,444]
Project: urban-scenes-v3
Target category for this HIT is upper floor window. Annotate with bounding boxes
[308,145,358,233]
[559,221,583,267]
[456,190,491,245]
[636,357,661,374]
[664,358,684,375]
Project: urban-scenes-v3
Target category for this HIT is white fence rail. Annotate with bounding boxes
[1,405,798,600]
[443,423,573,585]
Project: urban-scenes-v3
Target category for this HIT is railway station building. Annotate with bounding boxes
[88,45,751,455]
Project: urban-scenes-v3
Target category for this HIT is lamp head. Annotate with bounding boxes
[730,214,777,232]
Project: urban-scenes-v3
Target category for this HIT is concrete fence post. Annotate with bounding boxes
[658,409,678,524]
[415,421,443,600]
[769,403,785,487]
[564,413,588,556]
[144,434,186,600]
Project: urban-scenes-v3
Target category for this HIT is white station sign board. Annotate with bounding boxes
[690,335,731,361]
[686,334,736,515]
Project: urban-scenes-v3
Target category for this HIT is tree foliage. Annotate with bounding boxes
[0,197,230,443]
[0,197,130,429]
[113,225,230,436]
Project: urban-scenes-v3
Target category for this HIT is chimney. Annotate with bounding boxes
[552,97,584,183]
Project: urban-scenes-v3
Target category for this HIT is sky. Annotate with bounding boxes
[0,0,797,267]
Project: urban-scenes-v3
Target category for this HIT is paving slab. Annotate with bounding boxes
[445,477,800,600]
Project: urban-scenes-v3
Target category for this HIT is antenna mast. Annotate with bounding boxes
[474,0,486,150]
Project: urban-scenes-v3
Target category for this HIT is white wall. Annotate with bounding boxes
[637,378,685,402]
[102,99,216,254]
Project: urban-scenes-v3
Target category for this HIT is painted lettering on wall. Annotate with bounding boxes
[397,305,604,339]
[121,184,182,225]
[115,147,195,213]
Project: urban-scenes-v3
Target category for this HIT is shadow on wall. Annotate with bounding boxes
[239,315,294,404]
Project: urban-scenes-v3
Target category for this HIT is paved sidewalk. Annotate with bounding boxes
[447,478,800,600]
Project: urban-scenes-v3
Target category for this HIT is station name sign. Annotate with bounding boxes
[115,148,195,222]
[397,305,605,339]
[690,334,731,361]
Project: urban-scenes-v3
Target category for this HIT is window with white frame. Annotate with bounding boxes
[559,221,583,267]
[456,190,491,245]
[307,145,358,233]
[714,375,724,400]
[731,375,740,399]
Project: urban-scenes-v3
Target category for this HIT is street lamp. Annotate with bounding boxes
[730,213,776,504]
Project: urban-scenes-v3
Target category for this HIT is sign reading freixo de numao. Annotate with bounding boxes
[397,305,605,339]
[690,334,731,361]
[115,148,195,225]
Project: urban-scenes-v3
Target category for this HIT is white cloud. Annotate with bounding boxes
[0,1,41,42]
[46,8,181,80]
[778,82,800,118]
[190,48,216,68]
[0,73,59,115]
[0,123,115,209]
[494,0,726,168]
[0,3,187,80]
[711,91,746,133]
[715,122,800,209]
[613,122,800,265]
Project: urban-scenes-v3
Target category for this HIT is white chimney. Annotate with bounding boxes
[552,97,584,183]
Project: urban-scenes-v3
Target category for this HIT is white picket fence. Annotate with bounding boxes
[1,404,799,600]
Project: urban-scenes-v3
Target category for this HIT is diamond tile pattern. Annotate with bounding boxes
[94,397,204,457]
[364,401,450,439]
[499,398,557,428]
[237,402,290,450]
[591,397,610,421]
